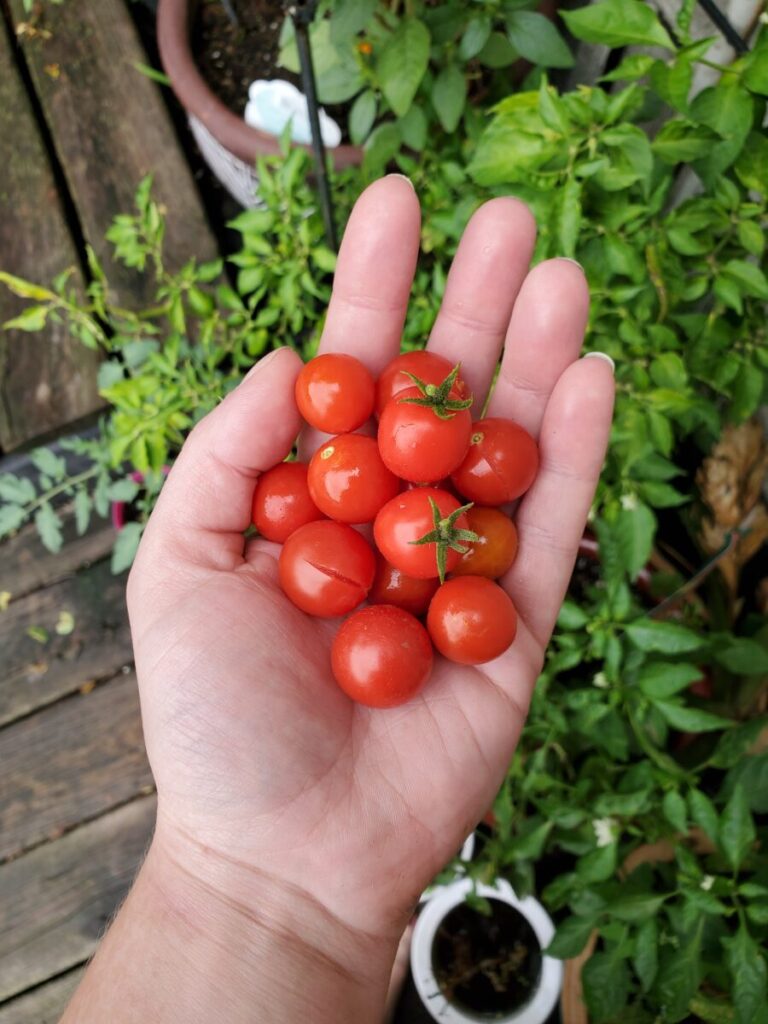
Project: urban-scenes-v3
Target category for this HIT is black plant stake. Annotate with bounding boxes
[288,1,338,251]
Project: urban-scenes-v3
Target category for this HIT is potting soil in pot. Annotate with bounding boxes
[432,899,542,1019]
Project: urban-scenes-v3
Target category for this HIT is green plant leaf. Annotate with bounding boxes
[715,638,768,675]
[735,132,768,194]
[557,601,588,630]
[329,0,377,45]
[377,18,430,117]
[107,479,140,502]
[399,104,427,150]
[731,362,764,421]
[34,502,63,553]
[111,522,143,574]
[653,121,720,162]
[742,30,768,96]
[582,952,630,1021]
[459,15,491,60]
[655,917,704,1020]
[431,64,466,132]
[691,84,754,185]
[577,841,617,883]
[553,178,581,258]
[711,717,768,769]
[0,503,25,537]
[655,701,733,733]
[722,259,768,300]
[477,31,518,69]
[725,923,767,1024]
[546,914,595,958]
[4,305,49,332]
[616,500,655,579]
[363,122,402,173]
[31,448,66,481]
[663,790,688,832]
[506,11,573,68]
[737,219,765,257]
[0,271,55,301]
[626,619,702,654]
[561,0,674,50]
[637,662,703,699]
[634,918,658,991]
[0,474,36,505]
[600,54,655,82]
[719,785,755,870]
[349,89,377,145]
[74,490,91,536]
[608,893,666,922]
[688,789,719,846]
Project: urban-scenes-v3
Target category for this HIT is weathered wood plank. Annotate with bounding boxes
[0,19,100,451]
[0,671,151,860]
[0,967,85,1024]
[0,796,155,1002]
[0,505,115,603]
[7,0,218,307]
[0,558,133,727]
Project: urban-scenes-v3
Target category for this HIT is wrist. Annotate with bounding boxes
[145,816,398,1023]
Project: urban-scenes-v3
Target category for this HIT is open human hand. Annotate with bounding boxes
[127,175,614,1000]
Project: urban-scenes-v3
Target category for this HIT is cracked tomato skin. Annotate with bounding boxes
[295,353,375,434]
[378,387,472,483]
[251,462,324,543]
[278,520,375,617]
[373,487,469,580]
[331,605,434,708]
[452,506,518,579]
[308,433,400,524]
[427,576,517,665]
[368,553,440,616]
[374,351,469,419]
[451,417,539,505]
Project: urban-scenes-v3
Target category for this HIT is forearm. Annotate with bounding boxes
[62,824,397,1024]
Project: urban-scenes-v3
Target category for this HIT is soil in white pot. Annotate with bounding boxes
[432,898,543,1018]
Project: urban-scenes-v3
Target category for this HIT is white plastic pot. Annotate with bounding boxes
[411,877,563,1024]
[418,831,476,906]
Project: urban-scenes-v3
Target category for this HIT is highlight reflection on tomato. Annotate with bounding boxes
[308,434,399,524]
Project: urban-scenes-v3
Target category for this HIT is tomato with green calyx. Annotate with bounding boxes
[251,461,324,543]
[308,434,399,524]
[374,487,477,582]
[378,365,472,483]
[427,576,517,665]
[332,605,433,708]
[368,553,440,616]
[452,506,518,579]
[295,353,375,434]
[278,520,375,617]
[451,417,538,505]
[375,351,469,419]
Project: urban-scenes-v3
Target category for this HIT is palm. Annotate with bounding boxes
[128,177,613,937]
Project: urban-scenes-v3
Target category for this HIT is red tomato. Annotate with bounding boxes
[251,462,324,543]
[452,507,518,579]
[427,576,517,665]
[278,520,375,617]
[308,434,400,524]
[331,605,433,708]
[375,351,469,419]
[378,387,472,482]
[374,487,471,580]
[295,353,375,434]
[368,553,440,616]
[451,418,539,505]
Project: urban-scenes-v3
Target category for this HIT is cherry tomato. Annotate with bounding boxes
[451,418,539,505]
[374,487,470,580]
[295,353,375,434]
[427,576,517,665]
[308,434,400,524]
[251,462,324,543]
[368,553,440,616]
[278,520,375,617]
[331,605,433,708]
[375,351,469,419]
[378,387,472,482]
[452,507,518,579]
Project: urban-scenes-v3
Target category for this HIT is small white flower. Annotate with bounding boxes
[700,875,715,891]
[593,671,610,689]
[760,10,768,23]
[593,818,616,848]
[620,493,638,510]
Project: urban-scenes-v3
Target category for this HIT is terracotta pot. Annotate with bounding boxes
[157,0,361,203]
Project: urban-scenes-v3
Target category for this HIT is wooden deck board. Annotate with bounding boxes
[7,0,218,307]
[0,796,155,1003]
[0,18,100,451]
[0,557,133,727]
[0,967,85,1024]
[0,671,151,861]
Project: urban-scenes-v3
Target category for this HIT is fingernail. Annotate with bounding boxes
[558,256,584,272]
[241,348,282,384]
[387,173,415,190]
[584,351,615,374]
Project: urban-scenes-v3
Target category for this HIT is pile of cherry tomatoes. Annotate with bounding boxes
[251,350,539,709]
